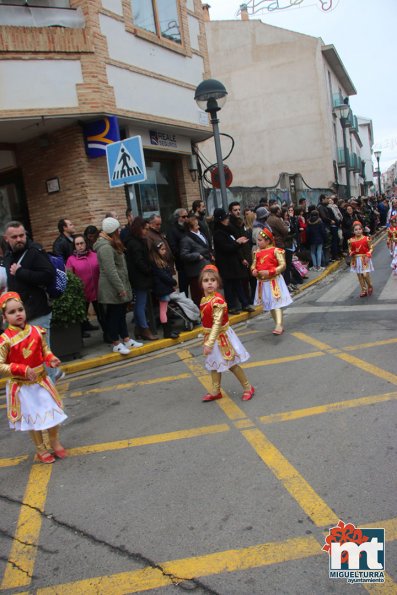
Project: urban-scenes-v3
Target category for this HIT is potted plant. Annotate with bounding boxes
[51,270,86,360]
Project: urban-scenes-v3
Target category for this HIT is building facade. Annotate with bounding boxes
[199,8,374,205]
[0,0,210,247]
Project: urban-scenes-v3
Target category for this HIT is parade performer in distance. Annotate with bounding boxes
[387,214,397,259]
[251,228,292,335]
[0,292,67,463]
[199,265,254,402]
[348,221,374,297]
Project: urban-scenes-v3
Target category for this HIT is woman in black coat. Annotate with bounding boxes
[213,208,255,313]
[126,217,158,341]
[180,215,214,306]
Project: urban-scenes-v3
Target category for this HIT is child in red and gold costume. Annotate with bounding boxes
[251,228,292,335]
[0,292,67,463]
[199,265,254,402]
[387,214,397,257]
[348,221,374,297]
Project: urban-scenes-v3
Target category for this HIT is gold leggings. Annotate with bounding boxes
[270,308,283,329]
[210,365,250,395]
[357,273,372,291]
[29,425,61,454]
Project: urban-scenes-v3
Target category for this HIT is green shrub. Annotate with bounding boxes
[51,271,86,326]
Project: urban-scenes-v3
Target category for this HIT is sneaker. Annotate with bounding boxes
[124,338,143,348]
[53,368,66,384]
[318,266,325,271]
[113,343,130,355]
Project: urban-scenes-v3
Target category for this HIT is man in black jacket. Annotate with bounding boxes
[53,218,75,262]
[4,221,57,379]
[167,208,189,296]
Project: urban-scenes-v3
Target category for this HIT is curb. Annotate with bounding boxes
[0,230,387,385]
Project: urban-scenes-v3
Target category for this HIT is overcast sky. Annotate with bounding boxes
[206,0,397,172]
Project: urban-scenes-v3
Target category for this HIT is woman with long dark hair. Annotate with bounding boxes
[126,217,158,341]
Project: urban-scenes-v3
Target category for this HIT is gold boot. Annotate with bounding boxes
[364,273,373,296]
[29,430,55,464]
[272,308,284,335]
[358,274,367,297]
[47,425,67,459]
[202,371,222,402]
[230,364,254,401]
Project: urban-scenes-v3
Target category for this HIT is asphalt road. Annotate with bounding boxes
[0,239,396,594]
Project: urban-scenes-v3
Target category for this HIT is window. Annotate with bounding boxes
[0,1,70,6]
[132,0,181,44]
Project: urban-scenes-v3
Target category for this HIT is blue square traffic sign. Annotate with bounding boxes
[106,135,147,187]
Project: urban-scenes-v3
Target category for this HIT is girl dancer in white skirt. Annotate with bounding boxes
[199,265,254,402]
[252,228,293,335]
[348,221,374,297]
[0,292,67,463]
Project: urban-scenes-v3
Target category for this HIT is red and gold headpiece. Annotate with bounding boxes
[202,264,219,273]
[259,228,274,242]
[0,292,22,311]
[353,220,363,228]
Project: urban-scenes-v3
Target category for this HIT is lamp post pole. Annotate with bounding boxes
[207,99,228,212]
[374,151,382,195]
[341,117,351,199]
[194,79,229,212]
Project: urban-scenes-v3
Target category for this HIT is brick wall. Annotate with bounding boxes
[177,155,201,210]
[16,124,126,250]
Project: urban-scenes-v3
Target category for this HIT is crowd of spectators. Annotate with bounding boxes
[0,194,394,356]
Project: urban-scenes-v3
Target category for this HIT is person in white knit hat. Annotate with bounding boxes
[94,217,142,355]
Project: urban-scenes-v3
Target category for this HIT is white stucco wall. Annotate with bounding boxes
[107,65,202,125]
[99,14,204,87]
[202,20,338,189]
[0,60,83,110]
[101,0,123,15]
[188,14,200,51]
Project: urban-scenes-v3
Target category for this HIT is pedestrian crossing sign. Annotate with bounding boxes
[106,135,147,187]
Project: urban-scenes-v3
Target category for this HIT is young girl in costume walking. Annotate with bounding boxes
[0,292,67,463]
[150,241,180,339]
[387,214,397,257]
[199,265,254,402]
[348,221,374,297]
[252,228,293,335]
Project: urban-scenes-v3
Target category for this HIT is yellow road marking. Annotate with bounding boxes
[242,351,324,369]
[178,349,247,420]
[344,337,397,351]
[69,373,191,398]
[291,332,333,351]
[259,391,397,424]
[0,464,52,590]
[36,534,321,595]
[67,424,230,457]
[234,419,255,429]
[337,352,397,385]
[293,332,397,386]
[241,428,339,527]
[0,455,29,468]
[364,573,397,594]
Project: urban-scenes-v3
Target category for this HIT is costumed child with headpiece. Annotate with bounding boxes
[251,228,293,335]
[386,214,397,257]
[387,215,397,275]
[0,292,68,463]
[199,265,254,402]
[348,221,374,297]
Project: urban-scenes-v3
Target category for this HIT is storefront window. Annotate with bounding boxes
[132,0,181,44]
[0,178,30,237]
[128,157,180,224]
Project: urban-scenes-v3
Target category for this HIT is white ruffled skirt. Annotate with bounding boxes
[7,382,67,431]
[350,255,374,274]
[205,327,250,372]
[254,276,293,311]
[391,247,397,273]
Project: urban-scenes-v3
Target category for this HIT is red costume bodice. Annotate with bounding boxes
[348,235,371,256]
[200,292,229,329]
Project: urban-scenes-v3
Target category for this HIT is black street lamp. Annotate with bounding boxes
[334,103,351,199]
[195,79,228,211]
[374,150,382,195]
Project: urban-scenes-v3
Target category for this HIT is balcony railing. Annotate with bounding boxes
[332,92,345,108]
[349,152,358,172]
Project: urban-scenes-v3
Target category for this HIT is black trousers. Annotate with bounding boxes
[105,303,128,342]
[223,278,249,310]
